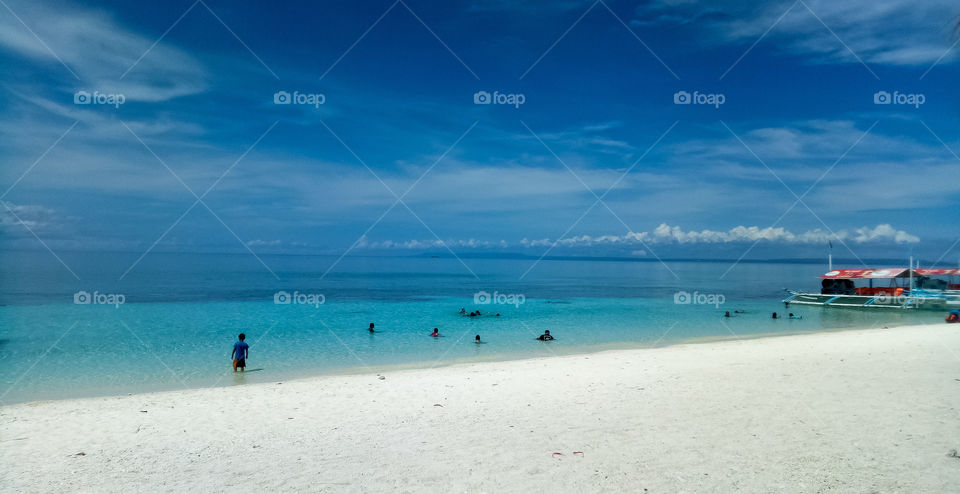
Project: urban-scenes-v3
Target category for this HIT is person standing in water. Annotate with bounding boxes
[536,330,554,341]
[475,335,482,344]
[430,328,439,337]
[368,323,375,333]
[231,333,249,372]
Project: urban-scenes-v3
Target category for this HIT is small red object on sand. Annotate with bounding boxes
[552,452,564,457]
[573,451,584,456]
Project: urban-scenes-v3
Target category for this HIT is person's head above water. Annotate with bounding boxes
[369,323,375,328]
[475,335,481,342]
[544,330,550,335]
[238,333,245,340]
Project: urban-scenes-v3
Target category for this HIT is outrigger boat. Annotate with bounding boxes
[784,267,960,310]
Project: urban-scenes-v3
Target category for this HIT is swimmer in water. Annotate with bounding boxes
[368,323,375,333]
[475,334,483,344]
[430,328,439,337]
[536,330,554,341]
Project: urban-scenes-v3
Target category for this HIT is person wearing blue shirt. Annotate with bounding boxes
[232,333,249,372]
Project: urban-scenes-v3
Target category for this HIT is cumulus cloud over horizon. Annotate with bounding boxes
[355,223,920,250]
[521,223,919,247]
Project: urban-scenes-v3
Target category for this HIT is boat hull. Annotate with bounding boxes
[783,291,960,310]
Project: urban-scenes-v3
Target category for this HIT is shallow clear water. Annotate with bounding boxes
[0,251,944,403]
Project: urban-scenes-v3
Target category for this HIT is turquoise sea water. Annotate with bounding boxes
[0,251,944,404]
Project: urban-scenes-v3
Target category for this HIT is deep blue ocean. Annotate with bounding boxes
[0,250,943,404]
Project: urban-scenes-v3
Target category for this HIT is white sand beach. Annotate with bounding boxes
[3,323,959,493]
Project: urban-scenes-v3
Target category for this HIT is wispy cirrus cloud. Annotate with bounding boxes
[633,0,959,66]
[0,0,207,101]
[0,202,56,230]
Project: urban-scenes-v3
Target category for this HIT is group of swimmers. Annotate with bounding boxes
[722,310,802,319]
[459,308,500,318]
[366,310,554,343]
[424,326,552,342]
[771,312,802,319]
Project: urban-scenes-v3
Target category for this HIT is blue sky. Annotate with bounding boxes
[1,0,959,264]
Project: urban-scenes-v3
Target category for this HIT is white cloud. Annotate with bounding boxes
[634,0,959,66]
[0,202,58,233]
[538,223,920,246]
[363,223,919,249]
[356,236,509,250]
[246,239,283,247]
[245,239,309,249]
[665,120,960,213]
[852,224,920,244]
[563,223,919,245]
[0,0,207,101]
[640,223,919,245]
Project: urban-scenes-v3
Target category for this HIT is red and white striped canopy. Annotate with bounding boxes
[821,268,960,279]
[820,269,908,279]
[914,268,960,276]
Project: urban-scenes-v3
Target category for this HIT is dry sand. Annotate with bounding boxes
[2,323,959,493]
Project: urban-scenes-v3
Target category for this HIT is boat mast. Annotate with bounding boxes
[828,241,832,271]
[909,256,914,291]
